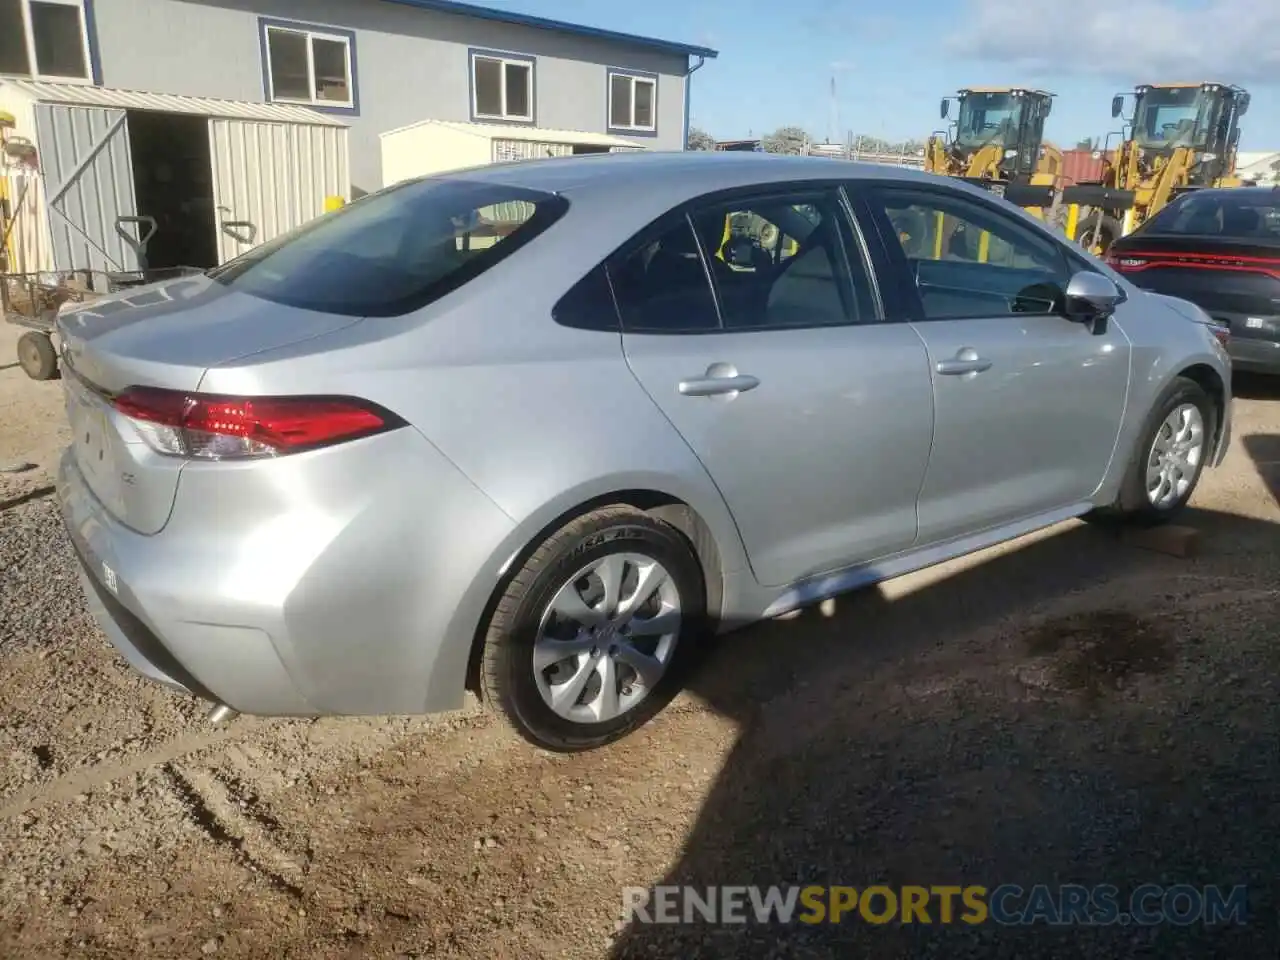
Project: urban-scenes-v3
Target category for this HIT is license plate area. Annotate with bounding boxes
[66,377,116,486]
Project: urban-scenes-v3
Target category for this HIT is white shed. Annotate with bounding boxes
[380,119,646,186]
[0,80,349,285]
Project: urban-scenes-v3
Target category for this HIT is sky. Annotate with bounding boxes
[481,0,1280,152]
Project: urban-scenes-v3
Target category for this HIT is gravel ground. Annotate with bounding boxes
[2,342,1279,958]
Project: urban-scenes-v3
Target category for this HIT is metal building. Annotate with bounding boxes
[0,80,349,285]
[380,118,644,186]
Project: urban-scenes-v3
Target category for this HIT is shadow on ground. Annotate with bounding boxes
[1243,433,1279,506]
[604,495,1280,956]
[1232,372,1280,402]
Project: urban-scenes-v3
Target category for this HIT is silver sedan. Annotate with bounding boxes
[55,152,1232,751]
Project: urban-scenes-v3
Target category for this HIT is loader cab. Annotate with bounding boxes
[943,88,1053,180]
[1123,83,1249,183]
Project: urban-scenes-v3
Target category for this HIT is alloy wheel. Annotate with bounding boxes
[1145,402,1205,509]
[533,552,682,724]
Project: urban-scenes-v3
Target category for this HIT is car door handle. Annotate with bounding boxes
[935,348,992,376]
[678,374,760,397]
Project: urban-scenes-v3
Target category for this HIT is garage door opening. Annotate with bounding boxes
[126,110,218,271]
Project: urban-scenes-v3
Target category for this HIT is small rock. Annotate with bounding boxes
[0,461,36,474]
[212,906,224,919]
[483,837,498,849]
[201,938,219,955]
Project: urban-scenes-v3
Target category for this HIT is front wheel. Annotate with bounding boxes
[479,505,707,752]
[1075,212,1122,257]
[1098,376,1216,525]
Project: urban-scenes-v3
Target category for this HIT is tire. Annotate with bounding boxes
[1096,376,1216,526]
[480,505,707,752]
[17,332,59,381]
[1075,212,1122,256]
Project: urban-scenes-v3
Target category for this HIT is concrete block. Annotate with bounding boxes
[1121,524,1200,559]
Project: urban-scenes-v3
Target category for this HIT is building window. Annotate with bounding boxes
[0,0,93,82]
[471,50,534,123]
[608,71,657,132]
[260,19,356,110]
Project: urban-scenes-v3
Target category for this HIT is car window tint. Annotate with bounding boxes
[873,187,1071,320]
[1143,192,1280,239]
[688,193,870,329]
[608,217,720,332]
[207,180,566,317]
[553,264,619,331]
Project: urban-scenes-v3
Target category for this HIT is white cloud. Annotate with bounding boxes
[951,0,1280,84]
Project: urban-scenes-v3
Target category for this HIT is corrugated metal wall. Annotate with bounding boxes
[209,120,349,263]
[33,104,141,275]
[492,139,575,162]
[1060,149,1107,187]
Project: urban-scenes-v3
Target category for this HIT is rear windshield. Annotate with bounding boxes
[1142,190,1280,240]
[208,179,568,316]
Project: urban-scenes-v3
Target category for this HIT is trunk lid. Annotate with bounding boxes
[55,273,362,534]
[1108,235,1280,338]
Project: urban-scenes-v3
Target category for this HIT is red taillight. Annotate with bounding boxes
[112,387,400,460]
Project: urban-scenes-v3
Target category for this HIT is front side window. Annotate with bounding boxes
[608,71,656,132]
[208,179,567,317]
[873,186,1073,320]
[0,0,91,81]
[262,21,354,108]
[472,51,534,122]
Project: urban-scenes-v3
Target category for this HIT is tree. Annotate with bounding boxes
[685,126,717,151]
[762,126,810,155]
[1076,137,1096,151]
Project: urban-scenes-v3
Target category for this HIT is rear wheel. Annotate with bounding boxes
[1096,376,1215,525]
[1075,212,1122,256]
[17,332,59,381]
[480,506,706,752]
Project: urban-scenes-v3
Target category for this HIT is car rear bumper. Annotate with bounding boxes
[1208,310,1280,373]
[57,428,518,717]
[1228,337,1280,373]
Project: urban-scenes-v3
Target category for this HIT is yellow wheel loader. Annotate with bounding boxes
[926,87,1063,216]
[1064,82,1251,254]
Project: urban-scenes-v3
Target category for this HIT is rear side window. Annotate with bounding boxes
[1143,192,1280,239]
[208,179,568,317]
[608,217,721,333]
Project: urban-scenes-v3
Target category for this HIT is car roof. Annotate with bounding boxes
[1158,186,1280,206]
[435,151,943,210]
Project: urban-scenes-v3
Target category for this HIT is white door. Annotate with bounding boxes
[208,118,348,263]
[34,104,142,277]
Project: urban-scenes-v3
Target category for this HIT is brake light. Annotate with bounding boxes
[112,387,401,460]
[1208,322,1231,347]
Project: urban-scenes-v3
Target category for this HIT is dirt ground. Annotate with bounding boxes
[2,320,1279,958]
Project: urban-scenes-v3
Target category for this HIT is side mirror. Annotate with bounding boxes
[1110,95,1124,119]
[1065,271,1124,329]
[940,98,950,120]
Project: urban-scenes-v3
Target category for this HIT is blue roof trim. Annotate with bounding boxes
[377,0,719,59]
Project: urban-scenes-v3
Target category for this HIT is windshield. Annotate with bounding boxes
[208,178,568,317]
[1142,191,1280,239]
[1132,87,1219,150]
[955,93,1022,150]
